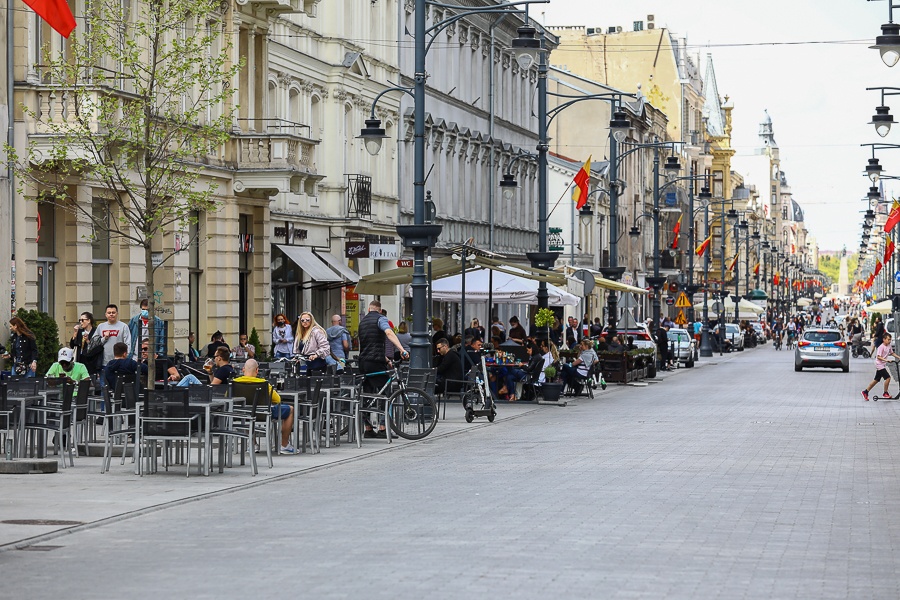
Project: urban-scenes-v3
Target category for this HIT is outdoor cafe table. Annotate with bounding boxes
[10,393,43,458]
[133,397,230,476]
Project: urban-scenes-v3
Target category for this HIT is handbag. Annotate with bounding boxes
[82,332,105,359]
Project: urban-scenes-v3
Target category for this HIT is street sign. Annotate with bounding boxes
[675,309,687,326]
[895,270,900,283]
[675,292,692,308]
[665,297,675,306]
[396,259,413,268]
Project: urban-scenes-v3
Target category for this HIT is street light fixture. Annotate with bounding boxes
[871,12,900,68]
[866,157,884,182]
[512,24,542,71]
[868,185,883,202]
[360,0,546,368]
[609,110,631,144]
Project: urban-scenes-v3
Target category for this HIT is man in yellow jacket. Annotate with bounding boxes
[233,358,298,455]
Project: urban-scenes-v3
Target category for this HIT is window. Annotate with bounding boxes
[91,200,112,317]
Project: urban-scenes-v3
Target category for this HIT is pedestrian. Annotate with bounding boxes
[863,333,900,400]
[70,311,103,377]
[395,322,412,355]
[187,331,201,361]
[128,298,165,359]
[292,311,330,372]
[357,300,409,438]
[204,331,229,359]
[508,316,527,345]
[325,314,352,364]
[94,305,131,371]
[272,314,294,358]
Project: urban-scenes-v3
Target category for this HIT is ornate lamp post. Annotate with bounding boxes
[358,0,546,368]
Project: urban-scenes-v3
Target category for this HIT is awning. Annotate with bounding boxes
[559,266,649,295]
[277,245,341,283]
[315,250,359,283]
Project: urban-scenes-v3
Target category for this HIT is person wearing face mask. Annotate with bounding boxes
[128,298,167,359]
[272,314,294,358]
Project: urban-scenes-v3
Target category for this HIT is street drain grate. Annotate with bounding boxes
[1,519,84,526]
[18,545,63,552]
[858,422,876,426]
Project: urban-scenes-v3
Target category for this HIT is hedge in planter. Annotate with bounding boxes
[14,309,61,375]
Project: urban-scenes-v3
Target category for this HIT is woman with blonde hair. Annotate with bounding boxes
[292,311,330,372]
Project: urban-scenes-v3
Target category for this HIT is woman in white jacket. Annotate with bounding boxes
[293,312,330,372]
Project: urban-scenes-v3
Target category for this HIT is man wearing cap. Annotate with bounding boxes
[46,347,91,384]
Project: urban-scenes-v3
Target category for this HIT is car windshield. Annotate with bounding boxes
[725,324,739,333]
[667,331,690,343]
[803,331,841,343]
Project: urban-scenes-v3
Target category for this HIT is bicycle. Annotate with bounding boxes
[358,359,438,440]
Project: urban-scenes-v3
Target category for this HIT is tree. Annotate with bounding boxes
[6,0,242,390]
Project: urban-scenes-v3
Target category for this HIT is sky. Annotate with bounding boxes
[535,0,892,252]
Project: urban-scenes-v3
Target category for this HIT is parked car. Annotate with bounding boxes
[794,328,849,372]
[666,328,696,367]
[724,323,744,351]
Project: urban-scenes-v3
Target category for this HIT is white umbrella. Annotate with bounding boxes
[867,299,893,315]
[413,267,580,306]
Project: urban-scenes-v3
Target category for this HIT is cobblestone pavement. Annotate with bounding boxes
[3,346,900,599]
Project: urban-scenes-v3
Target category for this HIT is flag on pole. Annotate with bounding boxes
[23,0,76,37]
[571,156,591,210]
[884,200,900,232]
[670,215,682,249]
[885,236,895,264]
[875,260,883,277]
[753,262,760,276]
[774,272,780,286]
[728,254,738,272]
[695,235,711,257]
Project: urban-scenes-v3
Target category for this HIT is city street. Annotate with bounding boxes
[4,344,900,599]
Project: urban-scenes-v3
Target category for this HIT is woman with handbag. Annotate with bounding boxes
[292,311,330,372]
[4,317,39,377]
[70,311,103,377]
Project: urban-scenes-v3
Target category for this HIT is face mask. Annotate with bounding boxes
[141,310,149,318]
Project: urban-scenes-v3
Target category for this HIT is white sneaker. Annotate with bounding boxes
[280,444,299,455]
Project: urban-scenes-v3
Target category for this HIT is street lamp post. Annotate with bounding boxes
[359,0,546,369]
[699,186,714,358]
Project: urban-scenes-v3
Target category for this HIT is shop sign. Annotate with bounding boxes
[345,241,370,258]
[369,244,400,259]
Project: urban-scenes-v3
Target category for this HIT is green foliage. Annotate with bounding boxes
[248,327,266,360]
[543,365,557,381]
[533,308,556,328]
[818,253,857,288]
[14,309,61,375]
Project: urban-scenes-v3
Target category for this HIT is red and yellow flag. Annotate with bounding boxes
[753,262,760,276]
[884,200,900,233]
[670,215,682,249]
[695,235,711,257]
[875,260,883,277]
[571,156,591,210]
[885,235,895,264]
[773,272,780,286]
[728,254,739,272]
[23,0,76,37]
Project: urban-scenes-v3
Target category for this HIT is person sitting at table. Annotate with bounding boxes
[136,338,183,386]
[508,316,527,345]
[46,347,91,387]
[210,347,236,385]
[204,331,229,359]
[607,336,624,353]
[233,358,297,454]
[434,339,464,397]
[103,342,139,392]
[561,338,598,394]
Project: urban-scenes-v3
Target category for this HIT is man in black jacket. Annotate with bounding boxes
[435,339,464,396]
[358,300,410,438]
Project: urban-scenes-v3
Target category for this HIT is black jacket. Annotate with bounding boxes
[9,333,38,366]
[358,310,387,364]
[435,349,464,392]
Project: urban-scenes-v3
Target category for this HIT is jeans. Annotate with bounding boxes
[177,374,203,386]
[274,351,292,359]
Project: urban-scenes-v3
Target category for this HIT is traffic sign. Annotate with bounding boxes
[675,309,687,325]
[675,292,692,308]
[895,270,900,283]
[665,297,675,306]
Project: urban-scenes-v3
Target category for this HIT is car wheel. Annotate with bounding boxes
[794,365,802,372]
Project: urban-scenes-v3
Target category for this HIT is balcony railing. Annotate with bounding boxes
[234,119,318,175]
[346,174,372,217]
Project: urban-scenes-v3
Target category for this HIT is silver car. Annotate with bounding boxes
[724,323,744,351]
[666,328,696,367]
[794,328,850,372]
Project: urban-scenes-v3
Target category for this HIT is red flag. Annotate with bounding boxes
[728,255,738,272]
[571,156,591,210]
[875,260,883,276]
[866,273,875,289]
[884,200,900,233]
[885,236,895,264]
[753,262,760,276]
[23,0,76,38]
[670,215,682,249]
[773,272,780,286]
[695,235,711,257]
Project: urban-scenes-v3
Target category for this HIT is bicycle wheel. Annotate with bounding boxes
[387,386,438,440]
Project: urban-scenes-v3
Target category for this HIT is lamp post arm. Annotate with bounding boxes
[368,86,414,119]
[503,150,537,176]
[424,0,549,54]
[545,93,633,127]
[616,140,680,164]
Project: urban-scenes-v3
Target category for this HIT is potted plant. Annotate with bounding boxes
[534,307,555,341]
[541,364,564,403]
